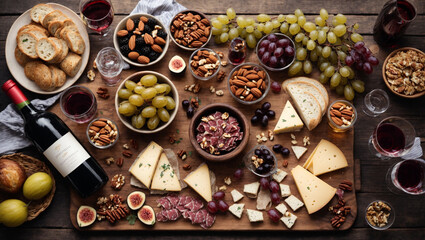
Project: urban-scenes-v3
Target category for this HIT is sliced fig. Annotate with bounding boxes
[169,55,186,73]
[77,205,96,228]
[127,191,146,210]
[138,205,156,225]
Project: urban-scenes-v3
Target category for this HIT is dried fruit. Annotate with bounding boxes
[77,205,96,228]
[169,55,186,73]
[138,205,156,225]
[127,191,146,210]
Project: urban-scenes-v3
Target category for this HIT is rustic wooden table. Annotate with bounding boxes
[1,0,425,239]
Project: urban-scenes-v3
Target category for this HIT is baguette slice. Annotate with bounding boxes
[48,20,65,36]
[30,4,54,23]
[48,38,68,64]
[63,31,85,55]
[287,90,322,131]
[282,77,329,106]
[60,52,82,77]
[18,24,49,37]
[15,46,31,66]
[17,32,40,59]
[24,61,54,91]
[41,10,67,28]
[48,65,67,88]
[36,37,59,62]
[286,82,327,116]
[56,19,79,38]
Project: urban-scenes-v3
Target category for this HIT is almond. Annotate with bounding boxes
[256,79,263,89]
[140,16,148,23]
[138,21,145,32]
[128,51,139,60]
[137,55,150,64]
[258,70,266,79]
[129,35,136,50]
[231,80,247,87]
[246,82,257,88]
[144,33,154,45]
[230,85,237,94]
[151,44,163,53]
[245,94,254,101]
[235,88,244,96]
[92,120,107,128]
[126,18,135,31]
[154,36,166,45]
[332,116,343,126]
[236,76,249,82]
[251,88,262,98]
[117,30,128,37]
[246,74,259,80]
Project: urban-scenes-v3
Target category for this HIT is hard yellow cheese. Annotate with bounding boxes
[291,165,336,214]
[273,100,304,134]
[151,153,182,192]
[129,141,163,188]
[303,139,348,176]
[183,163,212,202]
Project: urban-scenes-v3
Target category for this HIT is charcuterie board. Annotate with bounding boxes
[52,43,356,231]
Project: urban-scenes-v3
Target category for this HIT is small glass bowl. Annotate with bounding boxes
[227,63,271,105]
[256,33,296,72]
[327,100,357,133]
[365,200,395,230]
[243,145,277,178]
[189,48,221,81]
[86,117,119,149]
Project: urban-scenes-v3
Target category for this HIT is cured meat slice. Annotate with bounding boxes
[178,195,193,206]
[192,209,207,224]
[182,210,191,219]
[165,209,181,221]
[166,194,180,208]
[200,212,216,229]
[156,210,168,222]
[157,197,172,210]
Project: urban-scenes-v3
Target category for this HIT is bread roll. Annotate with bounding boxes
[25,61,54,90]
[60,52,82,77]
[14,46,31,66]
[30,3,54,23]
[0,159,26,194]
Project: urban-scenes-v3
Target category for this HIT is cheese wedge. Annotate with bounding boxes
[246,209,263,222]
[229,203,244,218]
[183,163,212,202]
[231,189,244,202]
[291,165,336,214]
[282,77,329,107]
[287,82,327,116]
[129,141,163,188]
[291,146,307,160]
[273,100,304,134]
[150,153,182,192]
[281,212,297,229]
[287,90,322,131]
[303,139,348,176]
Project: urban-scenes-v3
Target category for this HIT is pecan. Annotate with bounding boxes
[191,98,199,108]
[183,163,191,170]
[88,118,117,147]
[130,139,138,150]
[97,87,109,99]
[229,65,266,102]
[339,180,353,191]
[122,150,133,158]
[330,102,354,127]
[217,70,226,81]
[116,157,124,167]
[177,150,187,160]
[193,83,201,93]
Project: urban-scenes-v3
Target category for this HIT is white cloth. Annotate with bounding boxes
[0,95,60,154]
[402,137,423,160]
[130,0,186,28]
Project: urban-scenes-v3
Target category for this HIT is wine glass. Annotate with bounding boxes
[79,0,114,38]
[386,158,425,195]
[362,89,390,117]
[368,116,416,159]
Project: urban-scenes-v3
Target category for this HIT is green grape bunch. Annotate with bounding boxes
[211,8,379,100]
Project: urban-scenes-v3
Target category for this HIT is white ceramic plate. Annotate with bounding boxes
[5,3,90,95]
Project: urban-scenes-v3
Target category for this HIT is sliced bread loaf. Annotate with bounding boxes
[286,82,326,116]
[30,4,54,23]
[60,52,82,77]
[282,77,329,106]
[36,37,59,62]
[287,90,322,131]
[63,31,85,55]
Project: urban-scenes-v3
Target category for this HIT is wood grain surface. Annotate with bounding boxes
[1,0,425,239]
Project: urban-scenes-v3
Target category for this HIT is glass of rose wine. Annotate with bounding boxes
[386,158,425,195]
[79,0,114,37]
[369,116,416,159]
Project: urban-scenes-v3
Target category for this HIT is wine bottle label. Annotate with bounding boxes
[43,132,90,177]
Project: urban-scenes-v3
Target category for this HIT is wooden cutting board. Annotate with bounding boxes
[51,41,356,231]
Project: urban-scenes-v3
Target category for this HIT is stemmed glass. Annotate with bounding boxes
[386,158,425,195]
[368,116,416,159]
[79,0,114,38]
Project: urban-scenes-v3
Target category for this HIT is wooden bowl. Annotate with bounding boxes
[189,103,250,162]
[382,47,425,98]
[115,71,179,134]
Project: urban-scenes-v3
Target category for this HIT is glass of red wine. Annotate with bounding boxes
[373,0,417,46]
[79,0,114,37]
[60,86,97,123]
[369,116,416,159]
[386,159,425,195]
[228,38,247,65]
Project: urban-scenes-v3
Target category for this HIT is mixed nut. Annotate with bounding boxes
[366,201,392,228]
[170,11,211,48]
[190,49,220,79]
[329,102,355,127]
[229,65,268,102]
[88,118,118,148]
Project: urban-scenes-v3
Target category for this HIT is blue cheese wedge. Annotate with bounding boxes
[243,182,260,198]
[231,189,244,202]
[272,169,288,183]
[246,209,264,222]
[229,203,244,218]
[150,153,182,192]
[291,146,307,160]
[129,141,163,188]
[285,195,304,212]
[281,212,297,229]
[280,184,291,197]
[275,203,288,215]
[273,100,304,134]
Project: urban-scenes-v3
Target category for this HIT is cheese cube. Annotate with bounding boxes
[280,184,291,197]
[272,169,287,183]
[243,182,260,198]
[231,189,244,202]
[229,203,244,218]
[246,209,263,222]
[273,100,304,134]
[275,203,288,215]
[291,146,307,160]
[281,212,297,229]
[285,195,304,212]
